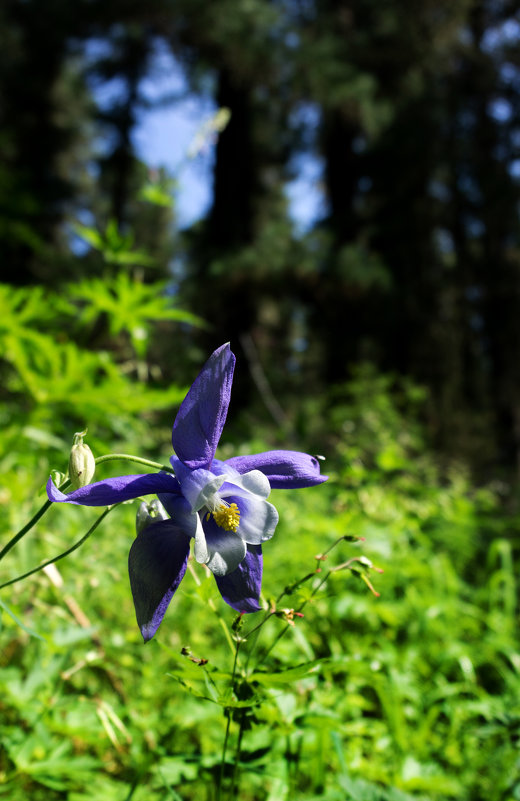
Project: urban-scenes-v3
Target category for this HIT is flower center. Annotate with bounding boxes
[210,502,240,532]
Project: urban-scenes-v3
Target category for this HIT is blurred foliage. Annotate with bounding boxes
[1,284,519,799]
[1,0,520,471]
[0,278,188,446]
[0,207,209,465]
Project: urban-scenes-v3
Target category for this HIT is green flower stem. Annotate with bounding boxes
[217,635,243,801]
[94,453,175,473]
[217,713,232,801]
[222,541,360,799]
[0,453,173,565]
[257,562,358,670]
[251,540,361,670]
[0,499,52,563]
[242,611,274,641]
[230,708,246,800]
[242,535,352,644]
[0,479,72,563]
[0,505,117,590]
[241,570,317,645]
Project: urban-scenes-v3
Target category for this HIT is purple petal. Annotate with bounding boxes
[47,472,180,506]
[174,464,226,513]
[172,343,235,471]
[128,520,191,642]
[158,492,198,537]
[215,545,263,613]
[224,450,328,489]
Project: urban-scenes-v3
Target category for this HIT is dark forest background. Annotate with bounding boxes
[2,4,520,799]
[2,0,520,480]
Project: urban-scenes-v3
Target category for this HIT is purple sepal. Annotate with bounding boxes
[215,545,263,613]
[128,520,190,642]
[224,450,328,489]
[47,472,180,506]
[172,344,235,471]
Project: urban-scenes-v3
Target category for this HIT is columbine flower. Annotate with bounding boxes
[47,343,327,641]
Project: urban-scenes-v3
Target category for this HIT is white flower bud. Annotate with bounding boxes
[68,430,95,490]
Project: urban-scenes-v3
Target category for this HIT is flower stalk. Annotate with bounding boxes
[0,453,174,567]
[0,506,117,590]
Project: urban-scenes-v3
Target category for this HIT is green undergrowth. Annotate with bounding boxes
[1,394,519,800]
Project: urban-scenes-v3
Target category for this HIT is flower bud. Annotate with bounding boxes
[136,499,168,534]
[68,430,95,490]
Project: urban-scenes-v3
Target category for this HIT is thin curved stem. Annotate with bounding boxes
[255,568,333,669]
[0,505,115,590]
[216,635,242,801]
[230,709,246,799]
[0,499,53,563]
[254,558,359,670]
[0,476,72,563]
[217,713,232,801]
[0,453,174,565]
[241,536,351,644]
[94,454,175,473]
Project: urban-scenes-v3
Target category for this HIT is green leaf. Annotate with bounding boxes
[249,659,324,687]
[138,184,173,208]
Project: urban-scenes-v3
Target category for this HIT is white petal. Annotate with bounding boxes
[204,529,247,576]
[180,468,226,512]
[234,496,279,545]
[220,469,271,501]
[194,516,209,564]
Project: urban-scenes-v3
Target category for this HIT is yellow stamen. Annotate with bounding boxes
[212,502,240,532]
